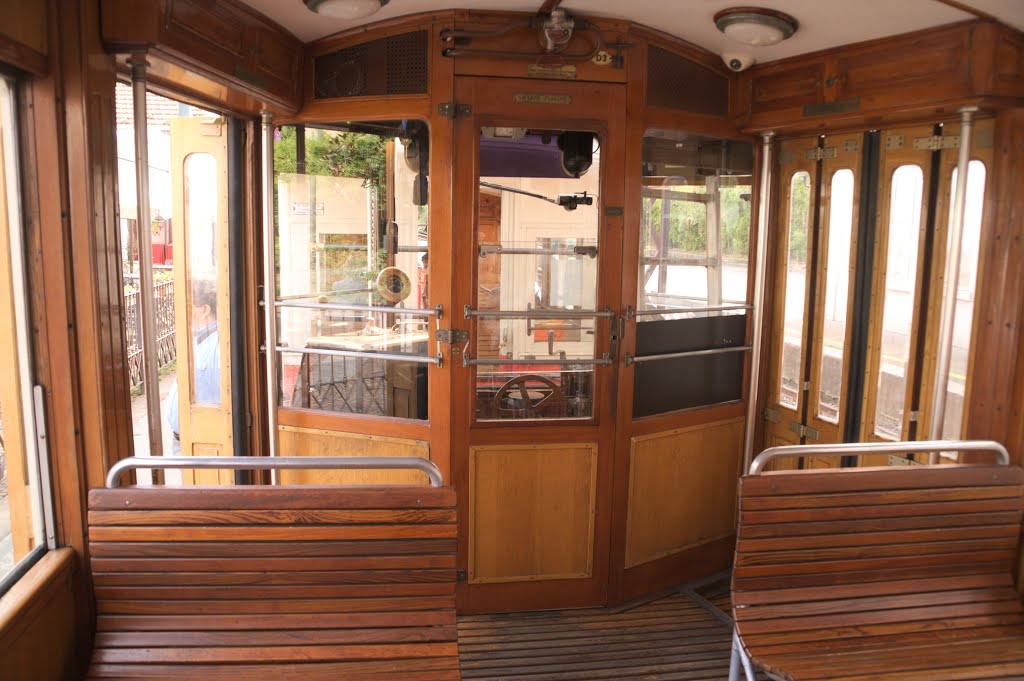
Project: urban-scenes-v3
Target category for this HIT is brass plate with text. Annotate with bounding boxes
[512,93,573,105]
[527,64,578,80]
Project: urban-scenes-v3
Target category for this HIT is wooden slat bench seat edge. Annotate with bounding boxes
[731,463,1024,681]
[85,484,461,681]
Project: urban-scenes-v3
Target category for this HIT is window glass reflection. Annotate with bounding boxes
[474,129,600,421]
[942,160,986,439]
[275,122,431,420]
[817,169,854,423]
[183,153,221,407]
[873,164,924,440]
[780,171,811,410]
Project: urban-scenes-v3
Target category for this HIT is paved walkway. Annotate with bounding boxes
[130,372,182,484]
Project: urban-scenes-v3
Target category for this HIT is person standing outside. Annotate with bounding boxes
[166,280,221,453]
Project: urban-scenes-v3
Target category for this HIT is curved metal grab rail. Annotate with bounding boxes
[749,439,1010,475]
[106,456,444,488]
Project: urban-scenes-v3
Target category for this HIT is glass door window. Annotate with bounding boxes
[274,121,434,420]
[471,129,603,421]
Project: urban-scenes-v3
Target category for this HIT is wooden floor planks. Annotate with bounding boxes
[457,590,750,680]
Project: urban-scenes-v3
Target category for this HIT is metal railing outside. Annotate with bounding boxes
[124,279,176,388]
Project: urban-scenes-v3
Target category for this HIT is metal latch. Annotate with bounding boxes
[804,146,837,161]
[788,421,821,440]
[438,102,472,118]
[437,329,469,345]
[913,135,959,151]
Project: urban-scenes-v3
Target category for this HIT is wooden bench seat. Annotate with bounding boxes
[84,485,461,681]
[731,464,1024,681]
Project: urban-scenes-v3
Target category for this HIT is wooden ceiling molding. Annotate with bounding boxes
[101,0,304,114]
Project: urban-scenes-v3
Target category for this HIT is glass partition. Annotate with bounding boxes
[637,132,753,319]
[633,130,754,417]
[274,121,432,419]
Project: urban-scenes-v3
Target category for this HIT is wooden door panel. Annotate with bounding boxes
[806,132,862,444]
[170,118,233,480]
[763,136,819,449]
[861,125,934,444]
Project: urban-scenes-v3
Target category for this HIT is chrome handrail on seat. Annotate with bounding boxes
[749,439,1010,475]
[106,455,445,488]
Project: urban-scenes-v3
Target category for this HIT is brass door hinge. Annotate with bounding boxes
[438,102,472,118]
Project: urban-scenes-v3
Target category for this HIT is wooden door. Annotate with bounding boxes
[450,77,626,613]
[764,134,862,468]
[170,117,233,485]
[861,122,993,462]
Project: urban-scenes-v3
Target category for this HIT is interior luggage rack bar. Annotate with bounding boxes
[626,303,753,319]
[277,345,443,366]
[624,345,750,366]
[464,305,614,320]
[106,455,445,488]
[463,353,613,368]
[749,439,1010,474]
[275,301,443,317]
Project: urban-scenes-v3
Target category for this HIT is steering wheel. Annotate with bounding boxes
[493,374,565,418]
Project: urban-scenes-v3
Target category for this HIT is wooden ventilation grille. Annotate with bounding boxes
[314,30,428,99]
[647,46,728,116]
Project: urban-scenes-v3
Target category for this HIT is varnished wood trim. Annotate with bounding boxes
[0,37,47,77]
[0,548,83,681]
[970,111,1024,464]
[933,0,1000,22]
[0,548,74,641]
[89,486,455,510]
[277,408,432,441]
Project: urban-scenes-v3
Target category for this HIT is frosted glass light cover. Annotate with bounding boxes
[309,0,383,20]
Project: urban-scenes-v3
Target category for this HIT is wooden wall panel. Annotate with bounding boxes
[101,0,302,113]
[624,419,742,568]
[0,550,83,681]
[449,11,630,83]
[975,109,1024,466]
[993,27,1024,99]
[469,443,597,584]
[733,21,1024,134]
[277,425,431,486]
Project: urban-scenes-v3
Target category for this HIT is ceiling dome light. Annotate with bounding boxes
[714,7,798,47]
[305,0,390,20]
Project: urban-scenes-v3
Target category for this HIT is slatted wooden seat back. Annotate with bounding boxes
[84,486,460,681]
[732,464,1024,681]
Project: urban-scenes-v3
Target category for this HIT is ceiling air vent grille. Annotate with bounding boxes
[647,45,728,116]
[314,30,428,99]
